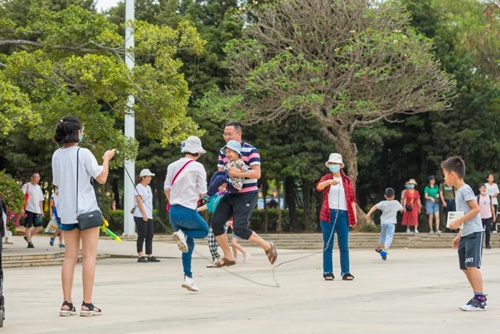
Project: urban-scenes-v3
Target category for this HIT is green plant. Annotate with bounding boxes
[0,170,24,233]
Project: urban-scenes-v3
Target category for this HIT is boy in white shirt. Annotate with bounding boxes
[366,187,403,260]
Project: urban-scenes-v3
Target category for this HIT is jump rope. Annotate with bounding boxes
[124,161,343,289]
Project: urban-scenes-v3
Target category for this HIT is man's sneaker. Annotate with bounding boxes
[137,257,148,263]
[243,252,251,262]
[459,297,487,311]
[172,230,188,253]
[436,230,442,234]
[493,230,497,234]
[147,256,161,262]
[50,237,55,246]
[380,250,388,261]
[486,245,492,249]
[27,242,34,248]
[429,230,434,234]
[181,276,199,292]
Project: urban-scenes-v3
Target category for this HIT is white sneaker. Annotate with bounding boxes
[493,230,498,234]
[243,252,251,262]
[172,230,188,253]
[436,230,442,234]
[181,276,199,292]
[415,229,419,233]
[406,228,410,234]
[459,297,487,311]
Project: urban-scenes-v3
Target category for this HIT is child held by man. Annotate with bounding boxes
[366,187,403,261]
[197,140,248,213]
[442,156,487,311]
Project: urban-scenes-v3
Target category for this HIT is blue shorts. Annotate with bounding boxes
[59,223,80,231]
[426,200,439,214]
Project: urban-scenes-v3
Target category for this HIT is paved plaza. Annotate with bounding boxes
[2,235,500,333]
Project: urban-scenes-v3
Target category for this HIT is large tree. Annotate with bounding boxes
[0,5,206,164]
[198,0,455,185]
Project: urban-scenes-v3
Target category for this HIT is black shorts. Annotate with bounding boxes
[458,231,483,270]
[211,192,258,240]
[25,211,43,228]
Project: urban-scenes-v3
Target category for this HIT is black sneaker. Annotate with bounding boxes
[137,257,148,263]
[27,242,34,248]
[486,245,492,249]
[147,257,161,263]
[459,297,487,311]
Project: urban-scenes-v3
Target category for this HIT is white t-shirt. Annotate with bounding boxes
[328,177,347,210]
[485,183,499,205]
[52,146,103,225]
[133,183,153,219]
[376,200,403,225]
[164,158,207,210]
[22,183,44,214]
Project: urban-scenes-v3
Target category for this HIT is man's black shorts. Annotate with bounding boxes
[25,211,43,228]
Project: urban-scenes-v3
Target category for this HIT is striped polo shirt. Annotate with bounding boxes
[218,141,260,194]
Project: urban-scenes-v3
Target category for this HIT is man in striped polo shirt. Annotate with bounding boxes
[209,122,277,267]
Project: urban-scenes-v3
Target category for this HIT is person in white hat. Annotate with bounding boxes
[315,153,357,281]
[133,169,160,263]
[197,140,249,213]
[402,178,422,233]
[164,136,209,292]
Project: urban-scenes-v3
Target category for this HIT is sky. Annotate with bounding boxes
[95,0,122,12]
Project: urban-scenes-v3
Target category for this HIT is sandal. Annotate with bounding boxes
[342,273,355,281]
[80,302,102,317]
[265,242,278,265]
[323,273,335,281]
[211,257,236,268]
[59,301,77,317]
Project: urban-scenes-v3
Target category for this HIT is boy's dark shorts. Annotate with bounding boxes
[458,231,483,270]
[24,211,43,228]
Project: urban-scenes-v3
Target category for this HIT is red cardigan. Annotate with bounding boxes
[315,170,357,227]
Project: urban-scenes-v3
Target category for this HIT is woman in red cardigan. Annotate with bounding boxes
[315,153,357,281]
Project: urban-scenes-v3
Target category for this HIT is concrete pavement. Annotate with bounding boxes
[2,235,500,333]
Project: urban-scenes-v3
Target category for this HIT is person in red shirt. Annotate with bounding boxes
[316,153,357,281]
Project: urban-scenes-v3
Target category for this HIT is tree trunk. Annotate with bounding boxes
[276,179,283,232]
[301,179,315,231]
[285,176,299,231]
[261,179,269,232]
[112,178,121,210]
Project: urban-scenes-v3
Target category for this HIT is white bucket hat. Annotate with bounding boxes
[139,169,155,177]
[224,140,242,156]
[181,136,206,154]
[325,153,344,168]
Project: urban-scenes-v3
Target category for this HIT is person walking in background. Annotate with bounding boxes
[477,184,495,249]
[49,186,64,248]
[366,187,403,261]
[21,172,45,248]
[52,116,115,316]
[440,180,456,232]
[424,175,441,233]
[316,153,357,281]
[442,156,487,311]
[485,174,499,233]
[133,169,160,263]
[402,179,421,233]
[164,136,209,292]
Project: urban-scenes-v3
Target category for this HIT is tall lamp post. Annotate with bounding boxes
[123,0,136,236]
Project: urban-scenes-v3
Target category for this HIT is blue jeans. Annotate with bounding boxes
[320,209,350,276]
[379,224,396,249]
[169,205,209,278]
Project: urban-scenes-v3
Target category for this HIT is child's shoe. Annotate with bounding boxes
[243,252,251,262]
[459,296,487,311]
[375,247,382,253]
[379,250,388,261]
[50,237,55,246]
